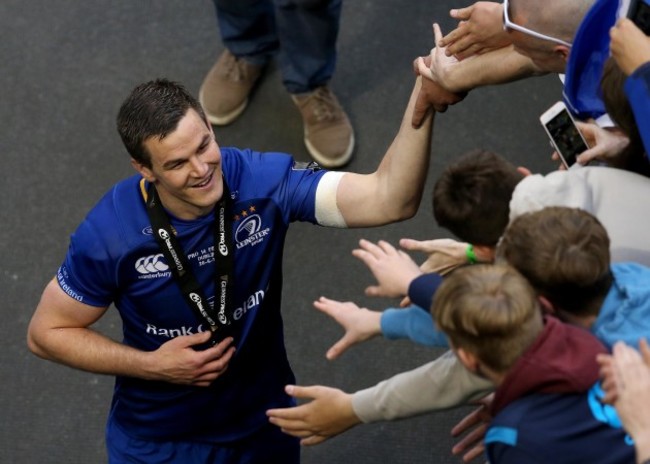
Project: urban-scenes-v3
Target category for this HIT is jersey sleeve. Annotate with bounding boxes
[226,149,329,225]
[57,210,118,308]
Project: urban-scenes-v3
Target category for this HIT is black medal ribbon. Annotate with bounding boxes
[144,177,235,341]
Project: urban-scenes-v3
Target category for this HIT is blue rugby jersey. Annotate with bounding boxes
[57,148,327,441]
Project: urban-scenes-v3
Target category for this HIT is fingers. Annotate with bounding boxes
[549,150,567,170]
[412,86,433,128]
[300,435,328,446]
[285,384,321,400]
[352,239,387,265]
[446,35,476,59]
[439,21,465,48]
[326,335,354,360]
[416,56,434,80]
[200,336,235,361]
[461,443,486,463]
[180,329,213,346]
[640,338,650,366]
[452,423,488,456]
[433,23,444,46]
[450,5,473,21]
[362,239,398,258]
[451,406,483,436]
[364,285,384,298]
[398,238,425,252]
[313,296,343,317]
[399,296,412,308]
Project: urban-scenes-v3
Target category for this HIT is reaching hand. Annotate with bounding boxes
[313,296,382,360]
[439,2,511,60]
[148,331,235,386]
[266,385,361,445]
[451,393,494,463]
[417,23,462,89]
[399,237,469,275]
[597,352,617,404]
[412,75,466,126]
[610,18,650,75]
[608,340,650,443]
[352,239,423,299]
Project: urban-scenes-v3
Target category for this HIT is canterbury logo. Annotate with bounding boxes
[135,254,170,274]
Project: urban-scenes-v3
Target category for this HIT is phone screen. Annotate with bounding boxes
[631,0,650,35]
[545,109,588,167]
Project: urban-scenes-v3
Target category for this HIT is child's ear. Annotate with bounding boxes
[538,295,556,315]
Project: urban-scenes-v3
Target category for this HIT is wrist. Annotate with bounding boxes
[465,244,478,264]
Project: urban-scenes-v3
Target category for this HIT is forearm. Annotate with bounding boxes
[351,350,494,422]
[381,305,448,347]
[29,326,155,380]
[337,78,434,227]
[439,45,543,93]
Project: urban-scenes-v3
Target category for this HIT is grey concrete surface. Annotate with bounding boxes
[1,1,561,462]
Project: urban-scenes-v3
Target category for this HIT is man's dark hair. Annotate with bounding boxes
[433,150,524,246]
[497,207,612,318]
[117,78,208,167]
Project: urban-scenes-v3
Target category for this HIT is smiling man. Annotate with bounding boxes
[26,77,435,464]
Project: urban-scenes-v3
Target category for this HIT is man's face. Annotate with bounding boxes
[502,0,571,74]
[136,109,224,220]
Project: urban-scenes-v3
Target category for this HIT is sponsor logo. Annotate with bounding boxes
[218,206,228,256]
[291,160,321,171]
[157,228,184,272]
[189,291,217,327]
[146,323,207,339]
[56,268,84,302]
[142,226,153,235]
[143,290,264,340]
[135,254,169,273]
[135,254,171,280]
[232,289,264,320]
[235,214,270,249]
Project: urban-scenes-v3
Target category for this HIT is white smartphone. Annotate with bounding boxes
[539,101,589,169]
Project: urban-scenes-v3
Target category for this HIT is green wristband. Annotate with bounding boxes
[466,244,478,264]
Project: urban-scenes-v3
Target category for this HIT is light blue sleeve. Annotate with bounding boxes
[380,305,448,347]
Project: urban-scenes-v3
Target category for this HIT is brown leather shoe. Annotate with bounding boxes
[292,86,355,168]
[199,50,264,125]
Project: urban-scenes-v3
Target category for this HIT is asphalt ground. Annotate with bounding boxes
[1,1,560,462]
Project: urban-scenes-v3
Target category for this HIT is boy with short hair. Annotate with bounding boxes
[433,264,634,463]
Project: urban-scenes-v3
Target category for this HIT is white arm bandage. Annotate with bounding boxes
[315,171,347,228]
